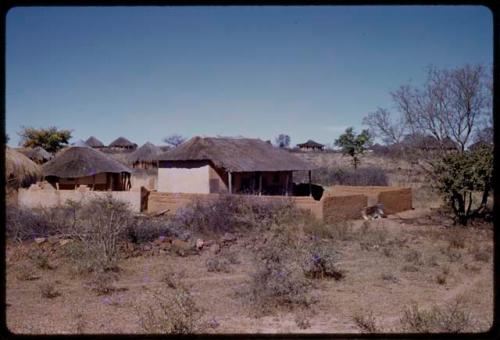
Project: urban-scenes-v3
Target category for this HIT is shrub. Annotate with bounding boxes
[39,282,60,299]
[137,287,204,334]
[400,297,475,333]
[127,215,182,244]
[353,310,378,333]
[473,250,490,263]
[28,249,55,270]
[248,224,317,314]
[430,145,493,225]
[205,257,231,273]
[304,166,389,187]
[436,274,447,285]
[357,222,390,251]
[404,249,424,266]
[301,241,343,280]
[169,194,302,235]
[86,272,118,296]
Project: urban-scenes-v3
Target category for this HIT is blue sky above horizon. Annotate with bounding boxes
[6,5,493,147]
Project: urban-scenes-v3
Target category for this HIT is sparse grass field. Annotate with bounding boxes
[5,152,493,334]
[6,207,493,334]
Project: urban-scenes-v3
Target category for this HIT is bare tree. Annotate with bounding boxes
[362,107,407,146]
[391,64,489,152]
[163,134,186,148]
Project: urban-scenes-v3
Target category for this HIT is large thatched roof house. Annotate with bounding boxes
[42,146,132,190]
[157,137,316,195]
[109,137,137,150]
[17,146,53,164]
[297,139,325,151]
[6,147,42,189]
[128,142,161,169]
[85,136,105,148]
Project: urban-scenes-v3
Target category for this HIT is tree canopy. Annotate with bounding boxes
[17,126,72,153]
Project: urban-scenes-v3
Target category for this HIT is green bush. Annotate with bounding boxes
[431,144,493,225]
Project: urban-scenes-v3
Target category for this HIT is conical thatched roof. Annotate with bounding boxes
[109,137,136,148]
[158,137,316,172]
[5,147,42,188]
[128,142,161,163]
[42,146,131,178]
[18,146,53,163]
[85,136,105,148]
[297,139,324,148]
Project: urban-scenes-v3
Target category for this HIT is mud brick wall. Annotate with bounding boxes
[322,194,368,223]
[377,188,412,214]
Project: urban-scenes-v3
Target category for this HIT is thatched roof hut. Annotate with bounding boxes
[159,137,315,172]
[128,142,161,168]
[18,146,53,164]
[297,139,325,151]
[85,136,105,148]
[5,147,42,188]
[42,146,132,190]
[109,137,137,149]
[157,137,317,196]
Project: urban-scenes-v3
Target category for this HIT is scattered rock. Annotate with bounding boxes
[196,239,204,250]
[143,244,152,251]
[172,239,191,251]
[34,237,46,244]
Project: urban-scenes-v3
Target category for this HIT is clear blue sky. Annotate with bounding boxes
[6,5,493,147]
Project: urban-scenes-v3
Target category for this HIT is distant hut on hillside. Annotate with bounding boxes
[157,137,316,196]
[109,137,137,151]
[6,147,42,189]
[18,146,53,164]
[85,136,105,149]
[297,139,325,152]
[42,146,132,190]
[127,142,161,169]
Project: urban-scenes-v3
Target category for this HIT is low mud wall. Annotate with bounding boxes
[18,183,142,212]
[377,188,413,214]
[322,194,368,223]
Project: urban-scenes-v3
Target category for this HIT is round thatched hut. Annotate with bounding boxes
[85,136,105,149]
[42,146,132,191]
[109,137,137,151]
[18,146,53,164]
[127,142,161,169]
[6,147,42,189]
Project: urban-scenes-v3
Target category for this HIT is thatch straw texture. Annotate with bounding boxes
[85,136,105,148]
[297,139,324,148]
[128,142,161,163]
[158,137,317,172]
[5,147,42,188]
[18,146,53,163]
[42,146,131,178]
[109,136,136,148]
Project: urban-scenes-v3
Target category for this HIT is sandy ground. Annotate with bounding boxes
[6,208,493,334]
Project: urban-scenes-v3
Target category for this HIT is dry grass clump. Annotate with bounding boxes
[205,256,231,273]
[352,309,378,333]
[404,249,424,266]
[39,281,60,299]
[15,264,40,281]
[400,296,475,333]
[302,241,344,280]
[136,287,204,334]
[303,220,354,242]
[86,271,120,296]
[356,221,390,251]
[294,310,311,330]
[381,272,399,283]
[28,249,56,270]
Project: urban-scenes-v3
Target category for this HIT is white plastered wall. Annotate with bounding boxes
[158,165,210,193]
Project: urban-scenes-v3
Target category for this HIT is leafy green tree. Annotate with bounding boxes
[334,127,372,169]
[17,126,72,153]
[431,144,493,225]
